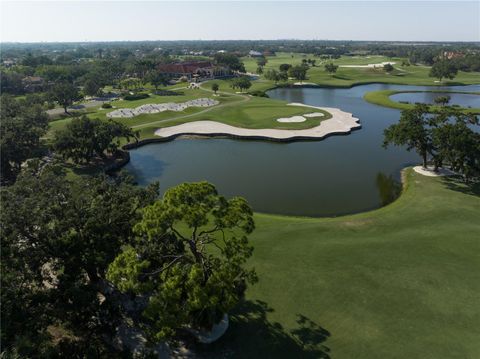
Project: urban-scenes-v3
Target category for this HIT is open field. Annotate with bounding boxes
[199,169,480,358]
[364,89,480,113]
[243,52,480,88]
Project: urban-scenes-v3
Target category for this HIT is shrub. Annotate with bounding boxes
[123,93,149,101]
[248,90,269,98]
[101,103,112,109]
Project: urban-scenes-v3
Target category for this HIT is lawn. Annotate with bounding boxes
[198,169,480,358]
[244,52,480,88]
[364,89,480,114]
[47,86,331,140]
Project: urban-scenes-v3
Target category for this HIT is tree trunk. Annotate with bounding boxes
[422,152,428,169]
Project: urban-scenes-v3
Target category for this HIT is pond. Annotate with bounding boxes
[390,91,480,108]
[125,83,480,217]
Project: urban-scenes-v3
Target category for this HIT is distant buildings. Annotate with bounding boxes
[443,51,464,60]
[157,61,228,81]
[248,50,263,57]
[22,76,45,93]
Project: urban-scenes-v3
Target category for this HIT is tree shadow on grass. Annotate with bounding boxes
[441,176,480,197]
[193,300,331,358]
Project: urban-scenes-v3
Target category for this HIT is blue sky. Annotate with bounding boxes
[1,1,479,42]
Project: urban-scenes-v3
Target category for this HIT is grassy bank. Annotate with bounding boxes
[200,169,480,358]
[244,52,480,88]
[364,89,480,114]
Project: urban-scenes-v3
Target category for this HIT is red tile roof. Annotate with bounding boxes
[157,61,213,74]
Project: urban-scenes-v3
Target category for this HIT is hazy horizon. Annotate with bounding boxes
[1,1,479,43]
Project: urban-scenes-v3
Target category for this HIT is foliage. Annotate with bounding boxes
[279,63,292,72]
[383,104,434,168]
[433,95,450,106]
[384,104,480,180]
[48,81,82,113]
[53,115,137,163]
[123,92,149,101]
[211,82,219,94]
[288,65,308,81]
[101,102,112,109]
[0,71,25,95]
[107,182,257,340]
[214,53,246,73]
[1,167,158,356]
[146,71,169,90]
[230,76,252,92]
[429,60,458,82]
[0,95,49,184]
[431,109,480,181]
[83,78,102,97]
[248,90,269,98]
[324,63,339,74]
[383,63,394,73]
[256,56,267,67]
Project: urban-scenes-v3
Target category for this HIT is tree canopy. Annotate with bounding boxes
[0,95,49,184]
[230,76,252,92]
[1,167,158,356]
[48,81,82,113]
[324,63,339,74]
[288,65,308,82]
[53,116,136,163]
[384,104,480,180]
[429,60,458,82]
[107,182,257,340]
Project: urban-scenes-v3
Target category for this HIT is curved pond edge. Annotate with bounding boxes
[152,105,360,141]
[253,168,412,220]
[254,80,480,92]
[363,89,480,114]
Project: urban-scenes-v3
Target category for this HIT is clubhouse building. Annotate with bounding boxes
[157,61,228,82]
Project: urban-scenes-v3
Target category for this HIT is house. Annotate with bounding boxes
[248,50,263,57]
[443,51,464,60]
[22,76,45,93]
[2,59,16,67]
[157,61,227,81]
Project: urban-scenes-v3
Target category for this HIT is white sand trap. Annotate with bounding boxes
[293,82,318,86]
[413,166,457,177]
[304,112,325,118]
[340,62,396,68]
[107,98,219,118]
[154,103,360,141]
[277,115,306,123]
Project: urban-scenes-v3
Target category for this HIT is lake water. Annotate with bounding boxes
[390,91,480,107]
[125,84,480,217]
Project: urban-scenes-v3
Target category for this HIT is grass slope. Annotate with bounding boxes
[364,90,480,114]
[199,170,480,359]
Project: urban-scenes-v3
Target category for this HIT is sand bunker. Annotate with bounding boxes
[413,166,457,177]
[340,62,396,68]
[304,112,325,118]
[154,103,360,141]
[107,98,219,118]
[277,116,306,123]
[277,112,324,123]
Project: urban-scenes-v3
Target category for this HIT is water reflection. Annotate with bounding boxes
[376,172,402,206]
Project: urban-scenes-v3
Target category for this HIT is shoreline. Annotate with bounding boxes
[153,105,360,141]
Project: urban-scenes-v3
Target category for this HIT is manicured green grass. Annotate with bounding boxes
[245,52,480,88]
[364,90,480,114]
[199,169,480,358]
[47,87,331,140]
